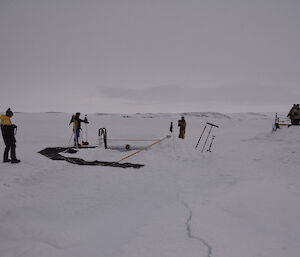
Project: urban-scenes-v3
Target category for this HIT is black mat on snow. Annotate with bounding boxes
[38,147,144,169]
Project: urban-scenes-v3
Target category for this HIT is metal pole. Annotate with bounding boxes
[207,135,215,152]
[103,128,107,149]
[195,125,207,149]
[207,122,219,128]
[67,132,74,146]
[99,128,108,149]
[201,126,213,153]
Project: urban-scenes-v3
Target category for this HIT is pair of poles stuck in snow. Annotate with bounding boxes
[195,122,219,152]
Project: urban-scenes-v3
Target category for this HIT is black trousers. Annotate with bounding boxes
[1,125,16,160]
[4,144,16,160]
[179,128,186,139]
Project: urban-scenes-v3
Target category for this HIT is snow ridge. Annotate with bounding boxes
[182,200,212,257]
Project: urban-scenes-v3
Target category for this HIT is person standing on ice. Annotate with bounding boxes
[178,116,186,139]
[287,104,300,126]
[69,112,89,147]
[287,104,296,124]
[291,104,300,125]
[0,108,20,163]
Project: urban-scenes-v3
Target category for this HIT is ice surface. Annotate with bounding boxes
[0,112,299,257]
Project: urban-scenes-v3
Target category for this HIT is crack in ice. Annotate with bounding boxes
[182,200,212,257]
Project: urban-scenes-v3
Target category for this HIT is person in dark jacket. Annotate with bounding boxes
[178,116,186,139]
[69,112,89,146]
[291,104,300,125]
[287,104,300,125]
[0,108,20,163]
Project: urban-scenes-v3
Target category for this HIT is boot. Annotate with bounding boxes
[10,146,20,163]
[11,159,21,163]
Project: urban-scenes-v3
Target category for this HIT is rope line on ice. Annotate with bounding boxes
[105,139,161,142]
[182,200,213,257]
[116,135,171,163]
[38,147,144,169]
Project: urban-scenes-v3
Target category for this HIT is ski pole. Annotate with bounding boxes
[79,130,84,145]
[67,132,74,146]
[201,126,213,153]
[195,125,207,149]
[207,135,215,152]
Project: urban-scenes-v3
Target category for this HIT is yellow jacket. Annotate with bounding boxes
[0,115,12,125]
[73,119,80,130]
[69,114,87,130]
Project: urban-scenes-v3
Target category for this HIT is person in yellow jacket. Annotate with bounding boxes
[69,112,89,147]
[0,108,20,163]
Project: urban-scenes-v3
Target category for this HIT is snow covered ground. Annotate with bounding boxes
[0,112,299,257]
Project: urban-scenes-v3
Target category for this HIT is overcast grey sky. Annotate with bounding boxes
[0,0,299,113]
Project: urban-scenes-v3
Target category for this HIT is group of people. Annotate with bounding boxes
[2,106,298,164]
[0,110,184,164]
[287,104,300,125]
[0,109,90,164]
